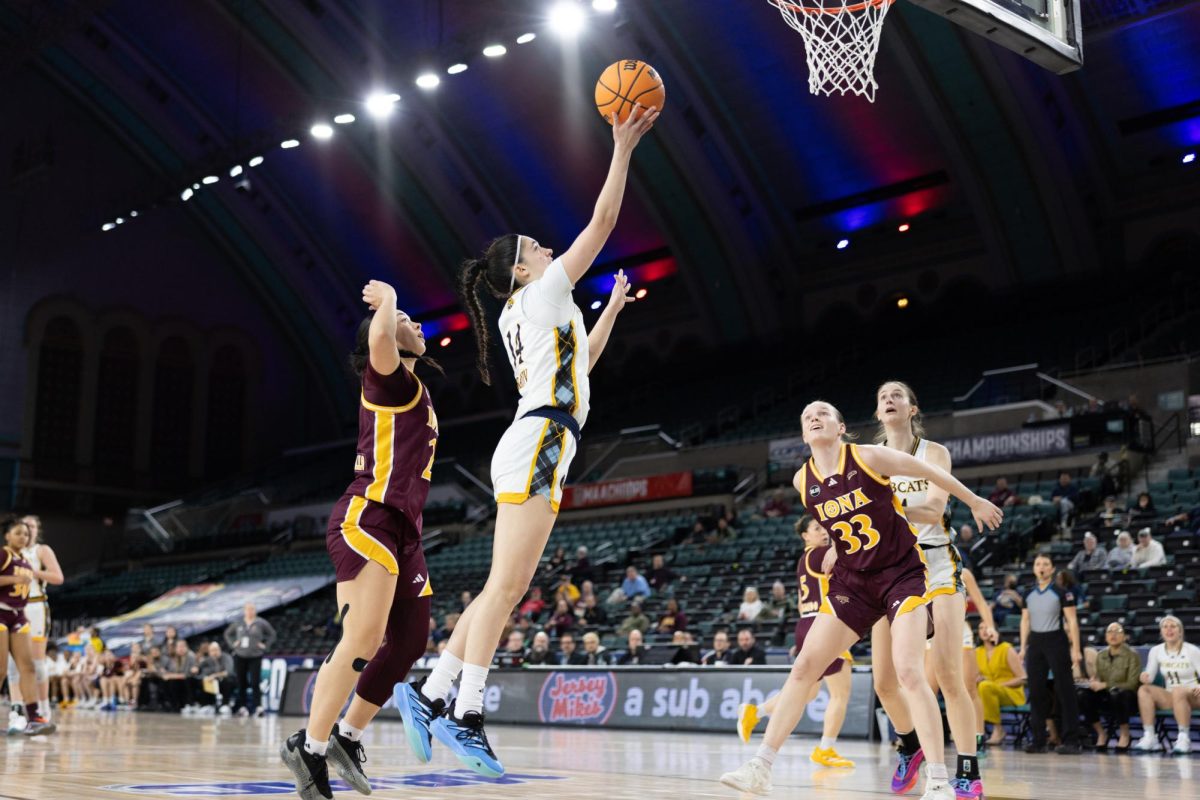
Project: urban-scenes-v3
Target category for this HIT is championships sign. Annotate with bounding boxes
[943,424,1070,466]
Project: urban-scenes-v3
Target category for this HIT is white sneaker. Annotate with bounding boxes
[218,704,232,716]
[7,711,24,735]
[920,778,954,800]
[1174,733,1192,755]
[200,706,216,717]
[719,758,773,796]
[1134,733,1159,752]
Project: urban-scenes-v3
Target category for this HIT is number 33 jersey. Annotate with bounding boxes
[795,443,923,572]
[498,258,592,429]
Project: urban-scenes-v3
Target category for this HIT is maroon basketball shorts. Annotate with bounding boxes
[326,493,432,599]
[0,605,29,634]
[819,553,930,640]
[794,615,848,678]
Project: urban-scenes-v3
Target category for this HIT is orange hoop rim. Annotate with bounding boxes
[771,0,895,15]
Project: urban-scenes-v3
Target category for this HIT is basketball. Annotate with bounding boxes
[595,59,665,125]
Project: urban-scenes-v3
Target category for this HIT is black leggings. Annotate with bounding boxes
[1026,631,1080,745]
[1078,687,1137,729]
[354,592,431,707]
[233,656,263,712]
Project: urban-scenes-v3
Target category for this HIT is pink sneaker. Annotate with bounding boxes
[890,747,924,794]
[951,776,984,800]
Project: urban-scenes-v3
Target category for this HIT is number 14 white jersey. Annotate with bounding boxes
[498,258,591,428]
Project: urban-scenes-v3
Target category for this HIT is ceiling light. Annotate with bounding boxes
[896,296,910,309]
[593,0,617,10]
[836,239,849,250]
[416,73,440,89]
[281,139,300,149]
[447,63,468,74]
[897,223,910,232]
[1184,152,1197,164]
[483,44,507,57]
[102,222,116,232]
[230,165,243,177]
[181,188,194,201]
[334,113,355,124]
[129,210,138,218]
[439,336,452,347]
[248,156,264,167]
[365,91,400,118]
[635,288,647,299]
[516,33,537,44]
[549,1,587,36]
[310,123,333,139]
[590,300,602,310]
[202,175,219,184]
[115,217,125,225]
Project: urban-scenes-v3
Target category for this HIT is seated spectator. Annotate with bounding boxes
[991,574,1023,627]
[657,598,688,635]
[519,587,547,621]
[1098,496,1125,529]
[762,489,791,519]
[1057,569,1087,610]
[579,593,608,627]
[1050,472,1078,529]
[1133,615,1200,754]
[525,632,554,665]
[989,477,1019,508]
[98,650,125,710]
[546,599,576,637]
[669,631,701,664]
[701,630,734,666]
[647,553,681,594]
[557,633,587,666]
[460,590,473,612]
[619,629,647,665]
[1131,528,1166,569]
[712,517,737,543]
[496,630,526,667]
[620,565,652,602]
[1068,532,1107,574]
[763,581,790,620]
[737,587,764,622]
[1106,530,1135,570]
[123,642,150,709]
[547,545,567,573]
[437,612,460,645]
[1090,452,1118,498]
[554,574,581,606]
[139,624,158,653]
[161,626,180,659]
[618,602,650,635]
[570,545,595,585]
[576,580,596,611]
[975,623,1026,745]
[46,645,69,707]
[1078,622,1140,750]
[581,632,614,666]
[138,645,165,710]
[197,643,236,713]
[732,629,767,666]
[1128,492,1156,522]
[160,640,196,712]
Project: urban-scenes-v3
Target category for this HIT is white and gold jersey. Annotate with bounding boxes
[22,544,44,600]
[1147,642,1200,689]
[498,258,591,428]
[890,437,952,547]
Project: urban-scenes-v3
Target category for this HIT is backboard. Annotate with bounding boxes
[905,0,1083,73]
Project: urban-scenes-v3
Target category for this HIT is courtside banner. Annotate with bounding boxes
[91,576,334,653]
[943,424,1070,466]
[280,666,875,737]
[560,471,693,510]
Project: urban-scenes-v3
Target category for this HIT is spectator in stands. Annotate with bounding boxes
[1098,496,1124,530]
[198,642,236,714]
[1106,530,1135,570]
[581,632,614,666]
[46,646,68,708]
[124,643,150,709]
[732,629,767,666]
[617,602,650,635]
[1057,569,1087,611]
[525,632,554,665]
[579,593,608,627]
[575,580,596,613]
[1019,553,1083,753]
[460,590,473,611]
[657,598,688,635]
[1068,532,1107,574]
[546,599,576,638]
[762,489,791,519]
[1128,492,1156,522]
[497,631,526,667]
[139,624,158,653]
[224,602,276,718]
[989,477,1019,508]
[519,587,547,621]
[1132,527,1166,569]
[764,581,790,620]
[647,553,681,594]
[737,587,764,622]
[557,633,587,666]
[548,545,568,573]
[713,517,737,542]
[161,626,179,657]
[1050,472,1078,530]
[975,623,1026,745]
[436,613,460,644]
[701,630,734,666]
[1134,615,1200,754]
[554,574,581,606]
[669,631,701,664]
[1077,622,1140,750]
[97,650,125,710]
[1090,453,1118,499]
[570,546,595,585]
[620,629,647,665]
[620,565,652,602]
[139,646,165,710]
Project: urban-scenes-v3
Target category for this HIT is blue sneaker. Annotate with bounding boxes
[431,703,504,778]
[393,679,445,763]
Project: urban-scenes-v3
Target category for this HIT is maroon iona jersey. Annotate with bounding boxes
[345,361,438,528]
[0,547,32,610]
[796,544,832,618]
[796,443,921,572]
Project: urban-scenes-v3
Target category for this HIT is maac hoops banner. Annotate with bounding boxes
[943,425,1071,466]
[561,471,693,510]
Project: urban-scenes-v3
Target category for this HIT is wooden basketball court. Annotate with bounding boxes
[1,711,1194,799]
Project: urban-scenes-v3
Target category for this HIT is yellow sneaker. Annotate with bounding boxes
[736,704,760,744]
[810,746,855,768]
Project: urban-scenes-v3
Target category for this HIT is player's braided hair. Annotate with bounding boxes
[348,314,444,378]
[459,233,522,385]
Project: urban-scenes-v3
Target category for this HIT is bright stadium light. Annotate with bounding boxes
[1185,152,1197,164]
[836,238,849,250]
[310,123,333,139]
[281,139,300,148]
[248,155,264,167]
[448,63,468,74]
[549,2,586,37]
[365,91,400,118]
[635,288,648,299]
[483,44,507,57]
[516,32,537,44]
[230,164,243,177]
[593,0,617,11]
[102,222,116,231]
[416,73,440,89]
[129,210,138,218]
[590,300,602,310]
[334,113,356,124]
[896,296,910,309]
[897,223,910,233]
[115,217,125,225]
[202,175,219,184]
[181,188,194,201]
[439,336,452,347]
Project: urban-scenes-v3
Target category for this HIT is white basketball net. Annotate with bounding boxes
[769,0,896,102]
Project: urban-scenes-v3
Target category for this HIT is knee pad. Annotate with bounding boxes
[34,659,48,684]
[351,658,369,673]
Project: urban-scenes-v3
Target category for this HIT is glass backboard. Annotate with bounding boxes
[905,0,1083,73]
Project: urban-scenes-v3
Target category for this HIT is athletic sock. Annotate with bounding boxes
[338,720,364,742]
[423,651,464,703]
[820,736,837,750]
[455,663,490,717]
[755,743,778,767]
[956,753,979,779]
[927,762,948,782]
[24,703,38,719]
[304,734,329,757]
[898,729,921,755]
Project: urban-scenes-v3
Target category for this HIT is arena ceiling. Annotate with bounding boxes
[2,0,1198,395]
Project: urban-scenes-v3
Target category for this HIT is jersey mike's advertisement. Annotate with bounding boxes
[560,471,693,510]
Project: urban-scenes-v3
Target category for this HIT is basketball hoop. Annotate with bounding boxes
[768,0,897,102]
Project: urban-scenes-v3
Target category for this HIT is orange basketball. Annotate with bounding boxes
[595,60,665,125]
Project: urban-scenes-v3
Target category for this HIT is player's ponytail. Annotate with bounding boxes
[458,234,523,385]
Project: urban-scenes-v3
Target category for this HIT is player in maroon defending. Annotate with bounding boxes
[720,400,1002,800]
[281,280,440,800]
[736,514,855,768]
[0,516,54,735]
